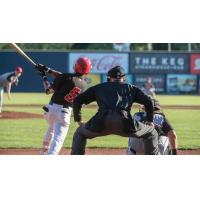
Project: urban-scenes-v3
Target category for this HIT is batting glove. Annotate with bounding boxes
[35,64,52,73]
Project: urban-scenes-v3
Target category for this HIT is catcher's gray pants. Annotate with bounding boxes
[128,135,170,155]
[71,111,159,155]
[0,87,4,113]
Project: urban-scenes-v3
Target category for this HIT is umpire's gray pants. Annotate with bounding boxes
[71,112,159,155]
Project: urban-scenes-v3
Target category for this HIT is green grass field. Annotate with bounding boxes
[0,93,200,149]
[3,93,200,105]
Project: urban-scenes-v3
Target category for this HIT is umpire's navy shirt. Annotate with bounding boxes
[73,82,154,129]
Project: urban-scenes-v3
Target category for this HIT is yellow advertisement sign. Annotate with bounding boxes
[83,74,101,88]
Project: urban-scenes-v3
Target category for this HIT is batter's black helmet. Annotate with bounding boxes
[107,66,125,81]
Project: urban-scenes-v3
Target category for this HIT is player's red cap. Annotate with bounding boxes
[15,66,23,73]
[74,57,92,75]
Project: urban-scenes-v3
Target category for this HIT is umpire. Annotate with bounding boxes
[71,66,159,155]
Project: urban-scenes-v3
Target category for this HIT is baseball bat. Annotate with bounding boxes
[10,43,37,66]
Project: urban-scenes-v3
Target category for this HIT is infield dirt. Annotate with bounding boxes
[0,148,200,155]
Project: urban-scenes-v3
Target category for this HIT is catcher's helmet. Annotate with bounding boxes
[107,66,125,81]
[74,57,92,75]
[15,66,23,73]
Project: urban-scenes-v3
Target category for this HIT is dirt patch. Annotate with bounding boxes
[0,148,200,155]
[0,111,43,119]
[2,104,200,120]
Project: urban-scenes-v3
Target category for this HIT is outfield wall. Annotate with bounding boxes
[0,51,68,92]
[0,51,200,94]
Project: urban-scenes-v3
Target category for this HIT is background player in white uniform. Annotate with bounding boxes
[0,67,23,114]
[35,57,92,155]
[127,99,178,155]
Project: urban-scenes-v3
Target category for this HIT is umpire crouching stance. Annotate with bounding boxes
[71,66,159,155]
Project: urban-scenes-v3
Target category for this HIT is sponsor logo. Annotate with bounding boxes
[69,53,128,73]
[190,54,200,74]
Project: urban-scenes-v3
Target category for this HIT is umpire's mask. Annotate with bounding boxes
[107,66,126,82]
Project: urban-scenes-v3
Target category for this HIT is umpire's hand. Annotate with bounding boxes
[78,121,85,127]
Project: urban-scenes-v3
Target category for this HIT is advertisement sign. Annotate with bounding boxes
[130,53,189,74]
[69,52,129,74]
[190,54,200,74]
[101,74,133,84]
[134,74,166,93]
[199,76,200,94]
[167,74,197,94]
[83,74,101,88]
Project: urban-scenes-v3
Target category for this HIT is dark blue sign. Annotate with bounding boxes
[0,51,68,92]
[130,53,190,74]
[134,74,166,93]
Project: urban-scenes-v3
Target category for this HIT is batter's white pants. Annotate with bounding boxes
[42,103,72,155]
[0,87,4,113]
[127,136,170,155]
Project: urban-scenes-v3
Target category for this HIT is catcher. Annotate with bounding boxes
[0,67,23,114]
[71,66,159,155]
[127,99,178,155]
[35,57,92,155]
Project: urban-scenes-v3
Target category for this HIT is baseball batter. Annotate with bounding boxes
[35,57,92,155]
[71,66,159,155]
[127,99,178,155]
[0,67,23,114]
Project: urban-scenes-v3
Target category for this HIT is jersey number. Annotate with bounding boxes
[64,87,81,103]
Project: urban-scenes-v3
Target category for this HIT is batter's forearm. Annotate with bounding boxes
[42,77,54,95]
[47,69,62,79]
[41,66,62,78]
[35,64,62,79]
